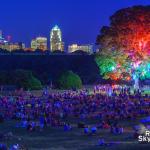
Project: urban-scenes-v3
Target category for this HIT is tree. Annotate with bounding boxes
[58,71,82,89]
[72,50,88,55]
[0,70,43,90]
[27,76,43,90]
[96,5,150,89]
[52,50,65,54]
[12,70,43,90]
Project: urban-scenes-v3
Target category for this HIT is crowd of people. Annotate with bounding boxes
[0,86,149,129]
[0,85,150,148]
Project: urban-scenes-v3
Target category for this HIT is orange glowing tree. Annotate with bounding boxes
[96,6,150,89]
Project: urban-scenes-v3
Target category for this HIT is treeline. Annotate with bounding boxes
[0,48,91,55]
[0,70,42,90]
[0,54,100,87]
[0,70,83,90]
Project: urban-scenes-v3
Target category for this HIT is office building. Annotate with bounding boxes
[31,39,37,50]
[0,30,2,39]
[68,44,93,53]
[31,37,47,51]
[50,25,64,52]
[18,42,25,49]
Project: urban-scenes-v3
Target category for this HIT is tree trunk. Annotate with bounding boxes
[134,76,139,90]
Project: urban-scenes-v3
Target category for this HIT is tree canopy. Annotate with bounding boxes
[0,70,43,90]
[96,5,150,82]
[58,71,82,90]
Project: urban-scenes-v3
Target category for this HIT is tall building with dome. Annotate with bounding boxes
[50,25,64,52]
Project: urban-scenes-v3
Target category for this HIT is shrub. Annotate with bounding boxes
[27,76,43,90]
[58,71,82,90]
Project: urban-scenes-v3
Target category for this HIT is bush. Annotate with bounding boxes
[58,71,82,90]
[27,76,43,90]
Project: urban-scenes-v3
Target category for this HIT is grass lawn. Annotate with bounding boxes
[0,118,150,150]
[144,90,150,95]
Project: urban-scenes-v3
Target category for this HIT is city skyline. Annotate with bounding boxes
[0,25,93,51]
[0,26,94,53]
[0,0,149,47]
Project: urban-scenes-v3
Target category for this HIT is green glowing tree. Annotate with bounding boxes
[96,6,150,89]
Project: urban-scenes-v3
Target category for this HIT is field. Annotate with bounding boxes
[0,118,150,150]
[0,88,150,149]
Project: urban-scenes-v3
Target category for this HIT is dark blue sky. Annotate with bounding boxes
[0,0,150,48]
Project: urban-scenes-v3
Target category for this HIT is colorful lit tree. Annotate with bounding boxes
[96,6,150,89]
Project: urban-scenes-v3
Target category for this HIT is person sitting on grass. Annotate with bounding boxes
[110,125,118,134]
[118,126,124,134]
[22,119,28,128]
[64,123,72,131]
[110,124,124,135]
[91,126,97,134]
[27,122,33,132]
[84,126,89,134]
[39,115,45,131]
[98,139,105,146]
[10,144,19,150]
[110,125,115,134]
[31,121,36,131]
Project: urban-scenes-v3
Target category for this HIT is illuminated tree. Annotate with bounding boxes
[96,6,150,89]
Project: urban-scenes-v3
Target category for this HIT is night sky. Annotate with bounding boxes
[0,0,150,48]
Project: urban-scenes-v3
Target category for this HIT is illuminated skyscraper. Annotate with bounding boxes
[18,42,25,49]
[0,30,8,49]
[31,37,47,51]
[31,39,37,50]
[0,30,4,44]
[0,30,2,39]
[50,25,64,52]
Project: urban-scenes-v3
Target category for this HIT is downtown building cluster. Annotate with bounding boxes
[31,25,64,52]
[0,25,94,53]
[0,30,25,51]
